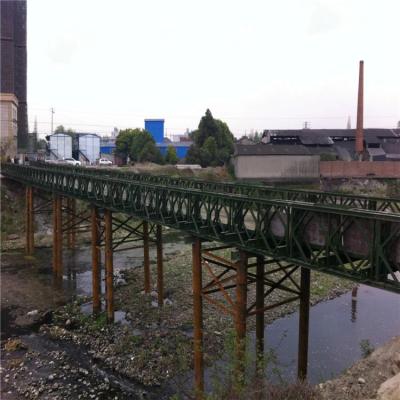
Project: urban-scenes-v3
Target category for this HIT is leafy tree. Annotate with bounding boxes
[54,125,76,140]
[36,138,47,150]
[165,145,179,164]
[116,128,162,163]
[186,109,234,167]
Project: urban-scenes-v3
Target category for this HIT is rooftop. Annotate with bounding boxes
[265,128,400,139]
[234,144,312,156]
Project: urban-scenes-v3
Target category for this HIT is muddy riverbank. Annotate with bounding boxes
[1,232,359,399]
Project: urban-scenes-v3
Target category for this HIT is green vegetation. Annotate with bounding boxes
[165,145,178,165]
[360,339,374,358]
[320,153,337,161]
[186,109,235,167]
[50,125,76,140]
[116,128,163,164]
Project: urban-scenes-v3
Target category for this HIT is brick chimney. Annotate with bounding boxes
[355,60,364,159]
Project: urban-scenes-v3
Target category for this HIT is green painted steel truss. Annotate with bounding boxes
[29,161,400,213]
[3,163,400,293]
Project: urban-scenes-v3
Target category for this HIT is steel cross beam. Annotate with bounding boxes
[3,164,400,293]
[192,243,312,394]
[28,161,400,213]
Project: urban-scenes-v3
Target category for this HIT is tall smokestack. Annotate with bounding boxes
[355,60,364,159]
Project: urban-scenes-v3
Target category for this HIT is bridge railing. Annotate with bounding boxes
[27,161,400,213]
[3,163,400,293]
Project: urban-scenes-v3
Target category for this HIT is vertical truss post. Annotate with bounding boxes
[298,267,311,380]
[143,221,151,293]
[156,224,164,307]
[52,195,63,279]
[67,198,76,249]
[235,250,248,379]
[104,209,114,323]
[256,255,265,365]
[91,206,101,315]
[25,186,34,255]
[192,238,204,397]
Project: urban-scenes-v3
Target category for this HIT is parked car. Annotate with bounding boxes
[99,158,112,166]
[63,158,81,166]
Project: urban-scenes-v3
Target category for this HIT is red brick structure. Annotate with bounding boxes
[320,161,400,178]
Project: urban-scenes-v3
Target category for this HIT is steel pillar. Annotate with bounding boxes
[143,221,151,293]
[192,238,204,397]
[235,250,247,379]
[25,186,34,254]
[67,198,76,249]
[52,195,63,279]
[104,209,114,323]
[91,206,101,314]
[298,267,311,380]
[156,224,163,307]
[256,255,265,364]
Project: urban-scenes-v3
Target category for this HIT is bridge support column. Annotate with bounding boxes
[104,209,114,323]
[156,224,163,307]
[143,221,151,294]
[192,238,204,398]
[298,267,310,380]
[235,250,248,380]
[255,255,265,366]
[25,186,34,255]
[52,195,63,280]
[91,206,101,315]
[67,198,76,249]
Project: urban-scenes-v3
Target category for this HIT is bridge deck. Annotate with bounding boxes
[3,163,400,293]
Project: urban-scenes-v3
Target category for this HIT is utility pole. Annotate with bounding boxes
[50,108,55,134]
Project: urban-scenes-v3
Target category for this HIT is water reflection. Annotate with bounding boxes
[351,286,358,322]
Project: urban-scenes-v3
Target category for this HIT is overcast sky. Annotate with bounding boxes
[28,0,400,138]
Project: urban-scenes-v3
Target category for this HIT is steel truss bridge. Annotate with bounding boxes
[2,162,400,395]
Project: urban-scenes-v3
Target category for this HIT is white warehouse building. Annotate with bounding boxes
[76,133,100,164]
[49,133,72,160]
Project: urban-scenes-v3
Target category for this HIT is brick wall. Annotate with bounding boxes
[320,161,400,178]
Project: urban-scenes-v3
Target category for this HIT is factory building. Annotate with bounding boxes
[144,118,192,160]
[233,144,320,181]
[47,132,100,164]
[263,128,400,161]
[145,119,165,144]
[48,133,72,160]
[75,133,101,164]
[99,120,193,164]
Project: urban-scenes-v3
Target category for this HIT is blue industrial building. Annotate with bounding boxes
[145,118,191,159]
[156,142,192,159]
[145,119,165,144]
[99,119,192,162]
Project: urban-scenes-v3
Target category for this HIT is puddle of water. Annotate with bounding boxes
[202,285,400,390]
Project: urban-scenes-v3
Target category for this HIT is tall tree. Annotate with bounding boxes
[116,128,162,163]
[186,109,234,167]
